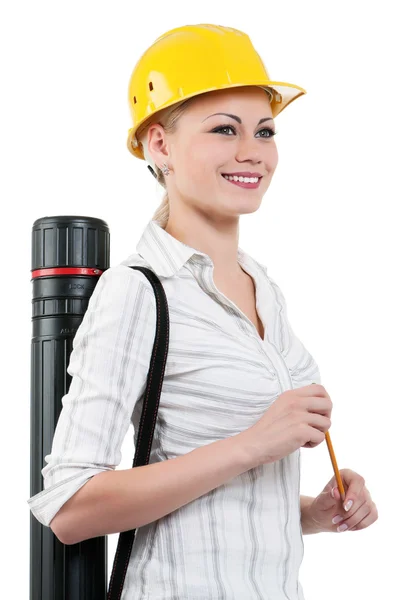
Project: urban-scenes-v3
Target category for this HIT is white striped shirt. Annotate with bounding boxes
[27,218,321,599]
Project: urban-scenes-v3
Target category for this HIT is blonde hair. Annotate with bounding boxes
[137,87,274,229]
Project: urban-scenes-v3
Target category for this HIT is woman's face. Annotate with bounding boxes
[150,86,279,221]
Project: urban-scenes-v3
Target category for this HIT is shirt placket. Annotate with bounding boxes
[191,255,294,392]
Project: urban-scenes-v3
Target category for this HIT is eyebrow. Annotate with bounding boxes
[202,113,274,126]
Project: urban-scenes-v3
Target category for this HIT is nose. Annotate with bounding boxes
[235,135,264,165]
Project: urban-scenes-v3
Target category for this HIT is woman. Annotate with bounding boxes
[27,23,378,599]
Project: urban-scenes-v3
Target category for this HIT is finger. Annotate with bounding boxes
[336,502,370,532]
[352,503,379,531]
[339,470,365,512]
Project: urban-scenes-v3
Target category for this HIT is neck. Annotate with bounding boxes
[163,208,244,278]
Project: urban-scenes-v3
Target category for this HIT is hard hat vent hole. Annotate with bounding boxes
[133,96,137,104]
[149,82,154,91]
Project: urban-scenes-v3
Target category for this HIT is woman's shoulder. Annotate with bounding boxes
[87,258,157,316]
[100,254,155,290]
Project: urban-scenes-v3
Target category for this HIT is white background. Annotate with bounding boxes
[1,1,396,597]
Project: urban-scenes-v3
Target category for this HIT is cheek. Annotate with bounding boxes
[269,145,278,171]
[182,145,222,182]
[187,136,229,163]
[181,166,219,192]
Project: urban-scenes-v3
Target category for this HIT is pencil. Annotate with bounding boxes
[311,382,346,502]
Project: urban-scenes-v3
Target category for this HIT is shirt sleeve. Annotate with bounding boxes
[26,264,156,528]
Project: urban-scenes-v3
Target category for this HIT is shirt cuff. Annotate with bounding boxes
[27,467,111,528]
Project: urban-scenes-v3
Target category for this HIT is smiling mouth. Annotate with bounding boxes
[221,173,263,188]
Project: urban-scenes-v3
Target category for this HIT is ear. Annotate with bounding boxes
[147,124,170,167]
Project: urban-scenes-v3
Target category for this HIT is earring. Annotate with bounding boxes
[161,162,170,176]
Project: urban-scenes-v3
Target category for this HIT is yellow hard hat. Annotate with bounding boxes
[126,24,306,160]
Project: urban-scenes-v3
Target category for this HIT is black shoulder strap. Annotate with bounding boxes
[107,266,169,600]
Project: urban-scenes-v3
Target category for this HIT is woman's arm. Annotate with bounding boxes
[27,266,159,530]
[52,430,258,545]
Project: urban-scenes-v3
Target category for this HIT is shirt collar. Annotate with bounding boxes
[133,219,263,279]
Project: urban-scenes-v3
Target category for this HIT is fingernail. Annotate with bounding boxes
[332,515,344,524]
[337,523,348,532]
[344,500,353,511]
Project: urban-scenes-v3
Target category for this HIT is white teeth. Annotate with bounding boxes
[222,174,259,183]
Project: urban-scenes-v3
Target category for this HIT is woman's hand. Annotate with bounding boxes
[306,468,378,533]
[241,384,333,468]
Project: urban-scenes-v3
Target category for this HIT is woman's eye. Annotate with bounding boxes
[258,128,277,138]
[212,125,276,138]
[214,125,236,135]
